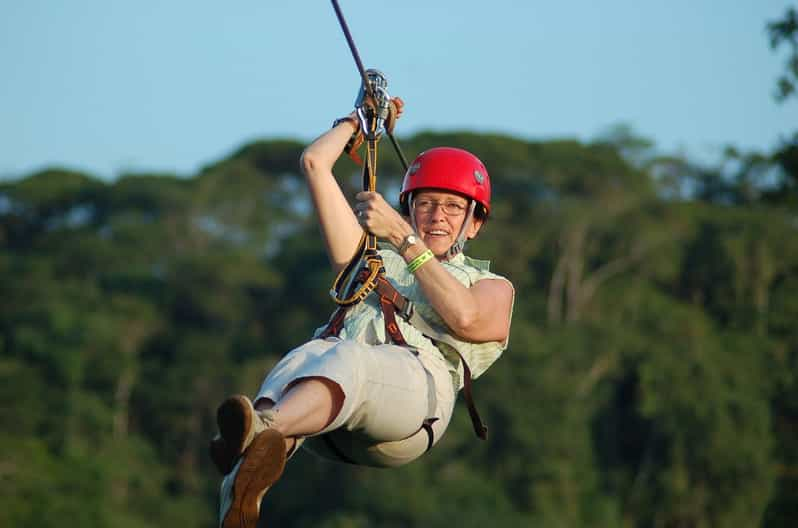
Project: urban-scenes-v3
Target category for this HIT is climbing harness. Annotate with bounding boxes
[320,0,488,441]
[320,67,413,348]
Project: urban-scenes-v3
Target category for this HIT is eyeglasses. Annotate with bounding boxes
[413,198,469,216]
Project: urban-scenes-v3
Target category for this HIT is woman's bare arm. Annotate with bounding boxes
[299,116,363,274]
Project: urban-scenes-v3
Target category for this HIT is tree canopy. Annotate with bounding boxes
[2,125,797,527]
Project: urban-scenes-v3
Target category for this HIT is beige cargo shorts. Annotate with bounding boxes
[254,337,456,467]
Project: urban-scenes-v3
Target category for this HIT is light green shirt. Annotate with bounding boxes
[315,247,514,392]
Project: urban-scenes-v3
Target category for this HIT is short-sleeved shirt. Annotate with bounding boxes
[314,247,514,392]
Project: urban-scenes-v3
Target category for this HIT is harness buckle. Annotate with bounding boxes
[398,299,414,322]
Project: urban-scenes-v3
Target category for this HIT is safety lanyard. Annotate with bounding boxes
[328,126,384,308]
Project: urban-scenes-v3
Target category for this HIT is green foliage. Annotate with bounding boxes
[767,7,798,102]
[1,131,796,527]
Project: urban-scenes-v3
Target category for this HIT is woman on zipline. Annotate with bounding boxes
[212,94,515,528]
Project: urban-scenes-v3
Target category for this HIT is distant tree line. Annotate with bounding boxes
[1,123,797,526]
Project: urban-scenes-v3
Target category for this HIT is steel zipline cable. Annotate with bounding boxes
[330,0,409,171]
[324,0,410,311]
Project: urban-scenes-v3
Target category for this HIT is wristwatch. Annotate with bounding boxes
[397,233,419,256]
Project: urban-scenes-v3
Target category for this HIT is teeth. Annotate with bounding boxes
[429,230,448,235]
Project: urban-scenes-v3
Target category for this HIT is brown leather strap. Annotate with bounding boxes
[318,306,348,339]
[375,275,409,314]
[379,294,407,346]
[320,268,371,338]
[324,270,410,343]
[345,131,364,165]
[322,433,358,465]
[454,350,488,440]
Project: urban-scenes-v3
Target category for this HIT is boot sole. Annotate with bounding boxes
[217,395,256,459]
[222,429,286,528]
[209,435,234,476]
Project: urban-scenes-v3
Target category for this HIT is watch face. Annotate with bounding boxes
[399,233,418,255]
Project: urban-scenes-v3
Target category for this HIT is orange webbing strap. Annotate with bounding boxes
[343,130,365,165]
[320,267,408,347]
[341,98,399,167]
[378,294,407,346]
[317,305,348,339]
[373,275,411,346]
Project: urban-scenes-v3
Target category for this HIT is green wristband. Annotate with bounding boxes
[407,249,434,273]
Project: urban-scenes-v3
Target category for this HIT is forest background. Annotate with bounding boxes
[2,6,798,528]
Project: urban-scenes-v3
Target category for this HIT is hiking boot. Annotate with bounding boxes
[211,395,276,476]
[209,435,236,476]
[219,429,287,528]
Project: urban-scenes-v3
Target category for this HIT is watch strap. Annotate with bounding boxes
[332,116,358,130]
[398,233,418,256]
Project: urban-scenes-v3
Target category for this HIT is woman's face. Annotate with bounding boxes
[410,190,483,259]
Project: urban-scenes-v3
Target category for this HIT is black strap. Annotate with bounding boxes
[322,433,358,465]
[422,418,439,453]
[453,350,488,440]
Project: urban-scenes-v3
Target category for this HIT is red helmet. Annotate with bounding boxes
[399,147,491,217]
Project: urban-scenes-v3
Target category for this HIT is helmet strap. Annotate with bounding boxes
[445,200,476,260]
[408,191,419,235]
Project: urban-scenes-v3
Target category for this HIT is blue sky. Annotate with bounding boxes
[2,1,797,180]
